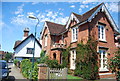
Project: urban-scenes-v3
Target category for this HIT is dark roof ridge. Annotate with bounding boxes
[45,21,65,26]
[82,2,104,16]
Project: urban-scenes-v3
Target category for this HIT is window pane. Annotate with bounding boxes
[98,25,105,40]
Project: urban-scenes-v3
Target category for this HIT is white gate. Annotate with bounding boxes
[48,68,67,79]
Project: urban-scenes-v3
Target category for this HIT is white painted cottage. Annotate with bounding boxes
[13,28,42,61]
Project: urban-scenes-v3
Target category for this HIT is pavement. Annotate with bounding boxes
[8,63,25,79]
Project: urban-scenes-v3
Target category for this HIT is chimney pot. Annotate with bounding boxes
[23,28,29,40]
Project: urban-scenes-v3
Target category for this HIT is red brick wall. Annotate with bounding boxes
[41,12,117,76]
[42,27,51,57]
[89,12,117,55]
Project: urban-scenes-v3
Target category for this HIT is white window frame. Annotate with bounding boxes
[44,34,48,47]
[70,49,76,70]
[98,24,106,41]
[99,49,108,72]
[71,27,78,42]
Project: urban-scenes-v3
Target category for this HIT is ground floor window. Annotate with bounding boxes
[70,49,76,70]
[53,53,56,60]
[99,49,108,71]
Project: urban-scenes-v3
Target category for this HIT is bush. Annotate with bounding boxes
[13,59,19,65]
[109,48,120,80]
[75,38,99,80]
[20,59,38,80]
[46,59,64,68]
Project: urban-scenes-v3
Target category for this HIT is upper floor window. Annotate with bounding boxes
[26,48,34,54]
[71,27,78,42]
[98,24,106,41]
[45,34,48,47]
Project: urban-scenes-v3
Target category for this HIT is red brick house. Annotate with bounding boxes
[41,3,119,78]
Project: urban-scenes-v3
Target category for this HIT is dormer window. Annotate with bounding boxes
[98,24,106,41]
[71,27,78,42]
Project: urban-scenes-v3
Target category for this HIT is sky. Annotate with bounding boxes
[1,1,120,52]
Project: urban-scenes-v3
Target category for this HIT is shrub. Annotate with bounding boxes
[20,59,38,80]
[109,48,120,81]
[13,59,19,65]
[62,47,70,68]
[75,38,99,80]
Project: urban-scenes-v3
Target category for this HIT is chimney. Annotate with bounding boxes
[23,28,29,40]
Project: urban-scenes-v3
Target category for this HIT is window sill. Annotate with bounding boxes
[99,68,109,72]
[71,40,77,43]
[99,40,107,43]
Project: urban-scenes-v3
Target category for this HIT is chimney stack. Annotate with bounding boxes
[23,28,29,40]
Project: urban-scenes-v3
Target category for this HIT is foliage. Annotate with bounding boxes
[39,50,64,68]
[46,59,63,68]
[5,52,12,62]
[20,59,38,81]
[13,59,19,65]
[75,38,99,80]
[109,48,120,80]
[62,47,70,68]
[40,50,45,57]
[67,69,73,74]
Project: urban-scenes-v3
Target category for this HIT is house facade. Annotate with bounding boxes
[13,28,42,61]
[41,3,119,78]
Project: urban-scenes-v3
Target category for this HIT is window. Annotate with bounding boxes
[44,34,48,47]
[53,53,56,60]
[70,50,76,70]
[71,27,78,42]
[99,49,108,71]
[98,24,106,41]
[26,48,34,54]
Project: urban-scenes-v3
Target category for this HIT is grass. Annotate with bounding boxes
[67,75,83,79]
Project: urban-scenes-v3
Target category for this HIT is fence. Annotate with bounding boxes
[48,68,67,79]
[38,64,67,79]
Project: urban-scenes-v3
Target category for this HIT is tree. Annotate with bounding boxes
[109,48,120,81]
[5,52,12,62]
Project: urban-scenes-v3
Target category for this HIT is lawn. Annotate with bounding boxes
[67,75,83,79]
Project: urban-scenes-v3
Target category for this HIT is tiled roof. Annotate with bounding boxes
[13,34,42,49]
[46,21,66,34]
[72,3,103,22]
[14,40,21,49]
[45,3,103,35]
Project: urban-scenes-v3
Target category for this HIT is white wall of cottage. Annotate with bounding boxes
[14,36,41,60]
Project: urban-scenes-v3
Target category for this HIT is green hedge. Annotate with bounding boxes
[20,59,38,81]
[13,59,19,65]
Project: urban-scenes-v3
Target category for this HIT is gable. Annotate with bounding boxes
[87,4,118,32]
[14,34,41,50]
[41,22,50,39]
[66,13,80,29]
[65,3,118,33]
